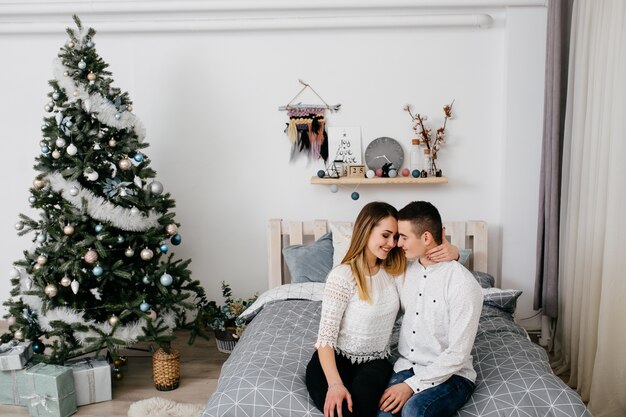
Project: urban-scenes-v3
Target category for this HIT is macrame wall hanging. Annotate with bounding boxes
[279,80,341,163]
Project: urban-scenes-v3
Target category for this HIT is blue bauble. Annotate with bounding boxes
[160,273,173,286]
[117,235,125,244]
[65,120,73,128]
[29,196,36,204]
[36,234,47,243]
[32,340,45,354]
[317,170,326,178]
[86,41,94,48]
[351,192,360,200]
[411,169,421,178]
[133,153,144,163]
[139,301,150,312]
[95,224,103,233]
[142,275,151,284]
[159,244,169,253]
[170,234,182,246]
[41,146,50,154]
[93,265,103,276]
[52,92,60,100]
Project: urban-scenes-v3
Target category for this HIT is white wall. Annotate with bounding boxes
[0,1,547,329]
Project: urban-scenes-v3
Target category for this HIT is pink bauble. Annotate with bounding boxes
[402,168,411,177]
[84,249,98,264]
[375,168,383,177]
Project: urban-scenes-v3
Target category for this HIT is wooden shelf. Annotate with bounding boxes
[310,176,448,185]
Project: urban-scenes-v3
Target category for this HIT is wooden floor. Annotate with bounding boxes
[0,331,228,416]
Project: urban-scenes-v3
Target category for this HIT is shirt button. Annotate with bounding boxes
[412,330,415,334]
[433,300,436,303]
[415,312,419,315]
[411,349,414,352]
[432,383,435,386]
[423,275,427,278]
[417,388,420,392]
[419,293,422,296]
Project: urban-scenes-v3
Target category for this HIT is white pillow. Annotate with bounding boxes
[329,221,353,267]
[239,282,326,321]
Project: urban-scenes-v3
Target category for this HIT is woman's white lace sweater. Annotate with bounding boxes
[314,264,399,363]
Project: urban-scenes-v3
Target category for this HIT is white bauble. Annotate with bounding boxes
[44,283,58,297]
[55,138,66,148]
[60,276,72,287]
[140,248,154,261]
[66,143,78,156]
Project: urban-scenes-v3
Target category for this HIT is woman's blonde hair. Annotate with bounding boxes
[341,202,406,303]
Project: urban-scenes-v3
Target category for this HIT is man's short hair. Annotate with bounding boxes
[398,201,443,244]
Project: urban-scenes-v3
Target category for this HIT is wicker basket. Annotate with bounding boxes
[214,329,238,354]
[152,347,180,391]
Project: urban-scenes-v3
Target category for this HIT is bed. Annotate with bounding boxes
[201,219,591,417]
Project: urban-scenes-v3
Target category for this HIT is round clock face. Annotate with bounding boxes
[364,137,405,170]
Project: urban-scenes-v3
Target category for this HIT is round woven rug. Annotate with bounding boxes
[128,396,204,417]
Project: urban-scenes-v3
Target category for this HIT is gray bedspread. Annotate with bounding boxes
[202,300,591,417]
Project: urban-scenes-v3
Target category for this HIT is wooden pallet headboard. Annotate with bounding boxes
[267,219,488,289]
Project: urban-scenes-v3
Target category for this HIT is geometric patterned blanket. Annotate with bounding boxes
[201,300,591,417]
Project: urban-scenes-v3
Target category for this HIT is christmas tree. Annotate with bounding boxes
[2,16,210,365]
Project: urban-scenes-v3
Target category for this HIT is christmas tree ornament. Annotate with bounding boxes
[159,273,173,287]
[149,181,164,195]
[112,358,123,367]
[44,104,53,112]
[55,138,66,148]
[93,142,101,150]
[140,248,154,261]
[133,153,144,163]
[72,90,79,97]
[15,221,24,230]
[109,315,120,326]
[117,235,124,243]
[67,41,75,48]
[32,339,46,354]
[86,40,94,48]
[78,60,87,69]
[36,233,47,243]
[139,301,150,312]
[14,329,24,340]
[44,283,58,297]
[165,224,178,236]
[108,139,117,147]
[63,224,75,235]
[93,265,103,276]
[330,184,339,193]
[127,105,133,112]
[7,316,16,326]
[52,91,60,100]
[114,113,121,120]
[63,70,70,76]
[9,267,20,279]
[130,207,139,215]
[70,279,79,294]
[142,275,151,284]
[64,119,73,128]
[171,234,182,245]
[125,247,135,257]
[95,224,104,233]
[159,244,169,254]
[41,145,50,154]
[87,72,96,81]
[36,255,48,265]
[118,157,132,171]
[317,170,326,178]
[84,249,98,264]
[60,276,71,287]
[69,186,80,196]
[29,196,36,204]
[85,169,99,181]
[351,192,360,200]
[113,369,124,381]
[33,178,46,189]
[66,143,78,156]
[52,150,61,159]
[148,310,157,321]
[33,263,42,271]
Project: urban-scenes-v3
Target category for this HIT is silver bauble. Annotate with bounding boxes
[166,224,178,236]
[86,170,99,181]
[14,329,24,340]
[36,234,46,243]
[63,70,69,77]
[67,41,75,48]
[78,60,86,69]
[140,248,154,261]
[125,247,135,257]
[84,249,98,264]
[130,207,139,216]
[108,315,120,326]
[66,143,78,156]
[44,283,58,297]
[60,276,72,287]
[15,222,24,231]
[69,186,79,196]
[118,158,132,171]
[63,224,75,235]
[55,138,66,148]
[108,139,117,147]
[36,255,48,265]
[33,264,42,271]
[33,178,45,189]
[87,72,96,81]
[149,181,164,195]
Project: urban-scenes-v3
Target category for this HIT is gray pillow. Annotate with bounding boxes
[471,271,495,288]
[459,248,472,268]
[282,232,333,283]
[482,288,523,314]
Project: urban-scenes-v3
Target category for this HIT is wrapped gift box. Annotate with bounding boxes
[0,362,36,406]
[65,357,111,406]
[24,363,77,417]
[0,341,33,371]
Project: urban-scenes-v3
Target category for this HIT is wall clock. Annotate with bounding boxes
[364,137,405,171]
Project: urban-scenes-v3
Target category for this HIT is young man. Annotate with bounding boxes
[378,201,483,417]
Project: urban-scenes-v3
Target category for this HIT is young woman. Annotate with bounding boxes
[305,202,406,417]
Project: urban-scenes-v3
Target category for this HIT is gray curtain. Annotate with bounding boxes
[534,0,574,318]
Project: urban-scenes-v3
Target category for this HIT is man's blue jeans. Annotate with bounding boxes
[377,369,475,417]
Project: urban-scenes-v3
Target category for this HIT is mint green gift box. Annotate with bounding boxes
[0,362,36,406]
[24,363,77,417]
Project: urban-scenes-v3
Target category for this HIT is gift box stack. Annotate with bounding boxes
[0,340,113,416]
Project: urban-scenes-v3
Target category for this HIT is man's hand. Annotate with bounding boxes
[426,228,459,263]
[324,383,353,417]
[378,382,414,414]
